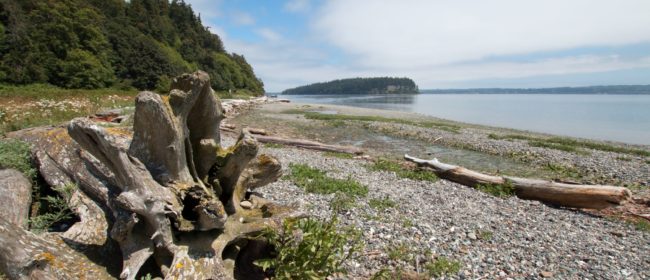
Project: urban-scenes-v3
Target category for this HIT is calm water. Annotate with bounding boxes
[282,94,650,145]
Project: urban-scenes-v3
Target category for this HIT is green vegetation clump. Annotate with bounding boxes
[323,151,355,159]
[425,257,462,277]
[0,139,36,180]
[282,77,418,95]
[0,0,263,93]
[263,142,285,149]
[475,181,516,198]
[489,133,649,157]
[303,112,460,133]
[255,216,362,279]
[29,183,76,233]
[330,192,356,212]
[287,163,368,197]
[633,219,650,232]
[545,163,582,179]
[368,196,397,210]
[369,158,438,183]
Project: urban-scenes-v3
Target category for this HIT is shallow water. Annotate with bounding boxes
[283,93,650,145]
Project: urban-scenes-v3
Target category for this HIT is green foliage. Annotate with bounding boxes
[634,219,650,232]
[475,181,516,198]
[544,163,581,179]
[303,112,460,133]
[282,77,418,95]
[287,163,368,197]
[368,196,397,210]
[323,151,354,159]
[255,216,362,279]
[29,183,77,233]
[488,133,649,157]
[369,158,438,182]
[263,142,285,149]
[0,139,36,180]
[0,0,263,93]
[425,257,461,277]
[478,230,493,240]
[330,192,356,212]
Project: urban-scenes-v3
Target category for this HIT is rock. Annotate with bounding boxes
[240,200,253,209]
[468,232,477,240]
[540,271,553,278]
[0,169,32,228]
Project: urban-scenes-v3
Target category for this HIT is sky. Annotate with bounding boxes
[184,0,650,92]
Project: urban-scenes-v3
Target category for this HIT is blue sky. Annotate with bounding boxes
[185,0,650,92]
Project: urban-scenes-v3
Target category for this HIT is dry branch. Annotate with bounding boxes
[404,154,631,209]
[250,133,363,155]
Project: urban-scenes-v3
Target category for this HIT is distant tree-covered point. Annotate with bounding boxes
[420,85,650,95]
[282,77,419,95]
[0,0,264,94]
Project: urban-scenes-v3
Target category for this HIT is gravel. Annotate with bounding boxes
[224,135,650,280]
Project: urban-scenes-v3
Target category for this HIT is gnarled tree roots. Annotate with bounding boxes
[1,71,297,280]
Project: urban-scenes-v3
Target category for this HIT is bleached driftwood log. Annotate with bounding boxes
[404,154,631,209]
[248,133,363,155]
[1,71,298,280]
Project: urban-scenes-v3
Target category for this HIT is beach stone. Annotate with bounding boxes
[240,200,253,209]
[540,271,553,278]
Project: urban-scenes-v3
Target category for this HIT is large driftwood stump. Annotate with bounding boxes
[404,154,631,209]
[1,71,295,280]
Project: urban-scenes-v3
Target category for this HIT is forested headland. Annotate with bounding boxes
[282,77,419,95]
[0,0,264,94]
[421,85,650,94]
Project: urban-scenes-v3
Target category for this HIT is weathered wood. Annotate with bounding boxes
[250,133,364,155]
[0,169,32,228]
[0,216,114,279]
[404,154,631,209]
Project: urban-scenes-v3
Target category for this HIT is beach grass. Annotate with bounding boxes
[489,133,649,157]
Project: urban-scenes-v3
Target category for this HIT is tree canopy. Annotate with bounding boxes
[0,0,264,93]
[282,77,419,95]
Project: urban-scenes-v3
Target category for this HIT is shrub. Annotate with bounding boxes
[29,183,76,233]
[255,216,362,279]
[0,139,36,181]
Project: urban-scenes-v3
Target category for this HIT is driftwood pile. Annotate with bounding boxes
[1,71,297,279]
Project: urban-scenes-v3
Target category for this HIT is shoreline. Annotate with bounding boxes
[229,101,650,190]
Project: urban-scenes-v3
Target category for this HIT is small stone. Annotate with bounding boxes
[240,200,253,209]
[540,271,553,278]
[468,232,477,240]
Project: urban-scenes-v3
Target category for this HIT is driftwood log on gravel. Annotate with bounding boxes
[404,154,631,209]
[0,169,32,228]
[249,133,363,155]
[1,71,299,280]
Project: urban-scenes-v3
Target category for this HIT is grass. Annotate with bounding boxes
[214,89,261,99]
[478,230,493,240]
[302,112,461,133]
[475,181,516,198]
[330,192,356,212]
[616,156,632,161]
[287,163,368,197]
[263,142,285,149]
[0,83,136,134]
[529,141,589,155]
[324,151,355,159]
[0,139,36,181]
[545,163,582,179]
[401,218,414,228]
[489,133,650,157]
[368,158,438,183]
[368,196,397,210]
[633,219,650,232]
[425,257,461,277]
[386,243,411,262]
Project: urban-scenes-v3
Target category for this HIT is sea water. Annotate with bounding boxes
[282,93,650,145]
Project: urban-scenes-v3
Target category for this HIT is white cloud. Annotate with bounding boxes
[231,11,255,26]
[315,0,650,68]
[255,28,282,42]
[284,0,311,13]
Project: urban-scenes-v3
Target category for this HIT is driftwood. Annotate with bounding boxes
[404,155,631,209]
[246,130,363,155]
[1,71,299,280]
[0,169,32,228]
